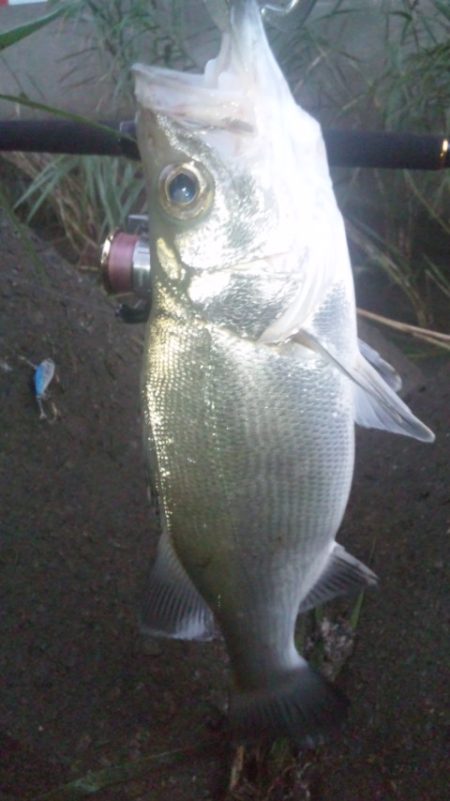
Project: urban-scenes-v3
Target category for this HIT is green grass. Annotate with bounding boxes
[5,151,146,264]
[0,5,67,51]
[3,0,449,327]
[1,5,447,799]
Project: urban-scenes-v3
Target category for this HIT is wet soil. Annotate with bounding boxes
[0,208,448,801]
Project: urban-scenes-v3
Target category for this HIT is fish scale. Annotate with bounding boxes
[134,0,433,745]
[142,294,354,659]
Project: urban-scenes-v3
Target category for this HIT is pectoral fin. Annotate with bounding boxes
[357,338,402,392]
[298,544,378,614]
[140,531,216,641]
[295,330,434,443]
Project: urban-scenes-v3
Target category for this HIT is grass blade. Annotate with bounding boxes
[33,743,209,801]
[0,8,65,52]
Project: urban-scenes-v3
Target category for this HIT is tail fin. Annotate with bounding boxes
[230,659,348,748]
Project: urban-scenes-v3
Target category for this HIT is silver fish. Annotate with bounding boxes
[133,0,434,745]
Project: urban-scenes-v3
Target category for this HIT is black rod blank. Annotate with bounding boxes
[325,129,448,170]
[0,119,448,170]
[0,120,139,160]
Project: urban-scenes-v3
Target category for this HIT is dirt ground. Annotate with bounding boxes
[0,206,448,801]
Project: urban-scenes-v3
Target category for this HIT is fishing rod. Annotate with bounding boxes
[0,119,448,170]
[1,1,448,168]
[1,117,446,325]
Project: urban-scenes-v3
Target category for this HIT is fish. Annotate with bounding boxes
[132,0,434,745]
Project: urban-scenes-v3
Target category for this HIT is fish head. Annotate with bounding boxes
[133,0,341,338]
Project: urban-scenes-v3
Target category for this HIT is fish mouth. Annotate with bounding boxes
[133,1,282,133]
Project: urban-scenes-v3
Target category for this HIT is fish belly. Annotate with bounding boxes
[142,297,355,688]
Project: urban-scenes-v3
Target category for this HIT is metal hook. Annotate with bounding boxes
[203,1,317,32]
[261,0,317,28]
[261,0,301,16]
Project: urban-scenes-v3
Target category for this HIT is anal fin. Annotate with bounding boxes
[140,531,216,641]
[298,544,378,614]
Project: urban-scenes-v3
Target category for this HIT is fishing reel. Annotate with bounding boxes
[101,216,152,323]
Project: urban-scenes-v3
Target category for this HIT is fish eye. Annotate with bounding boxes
[159,162,213,220]
[168,172,198,205]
